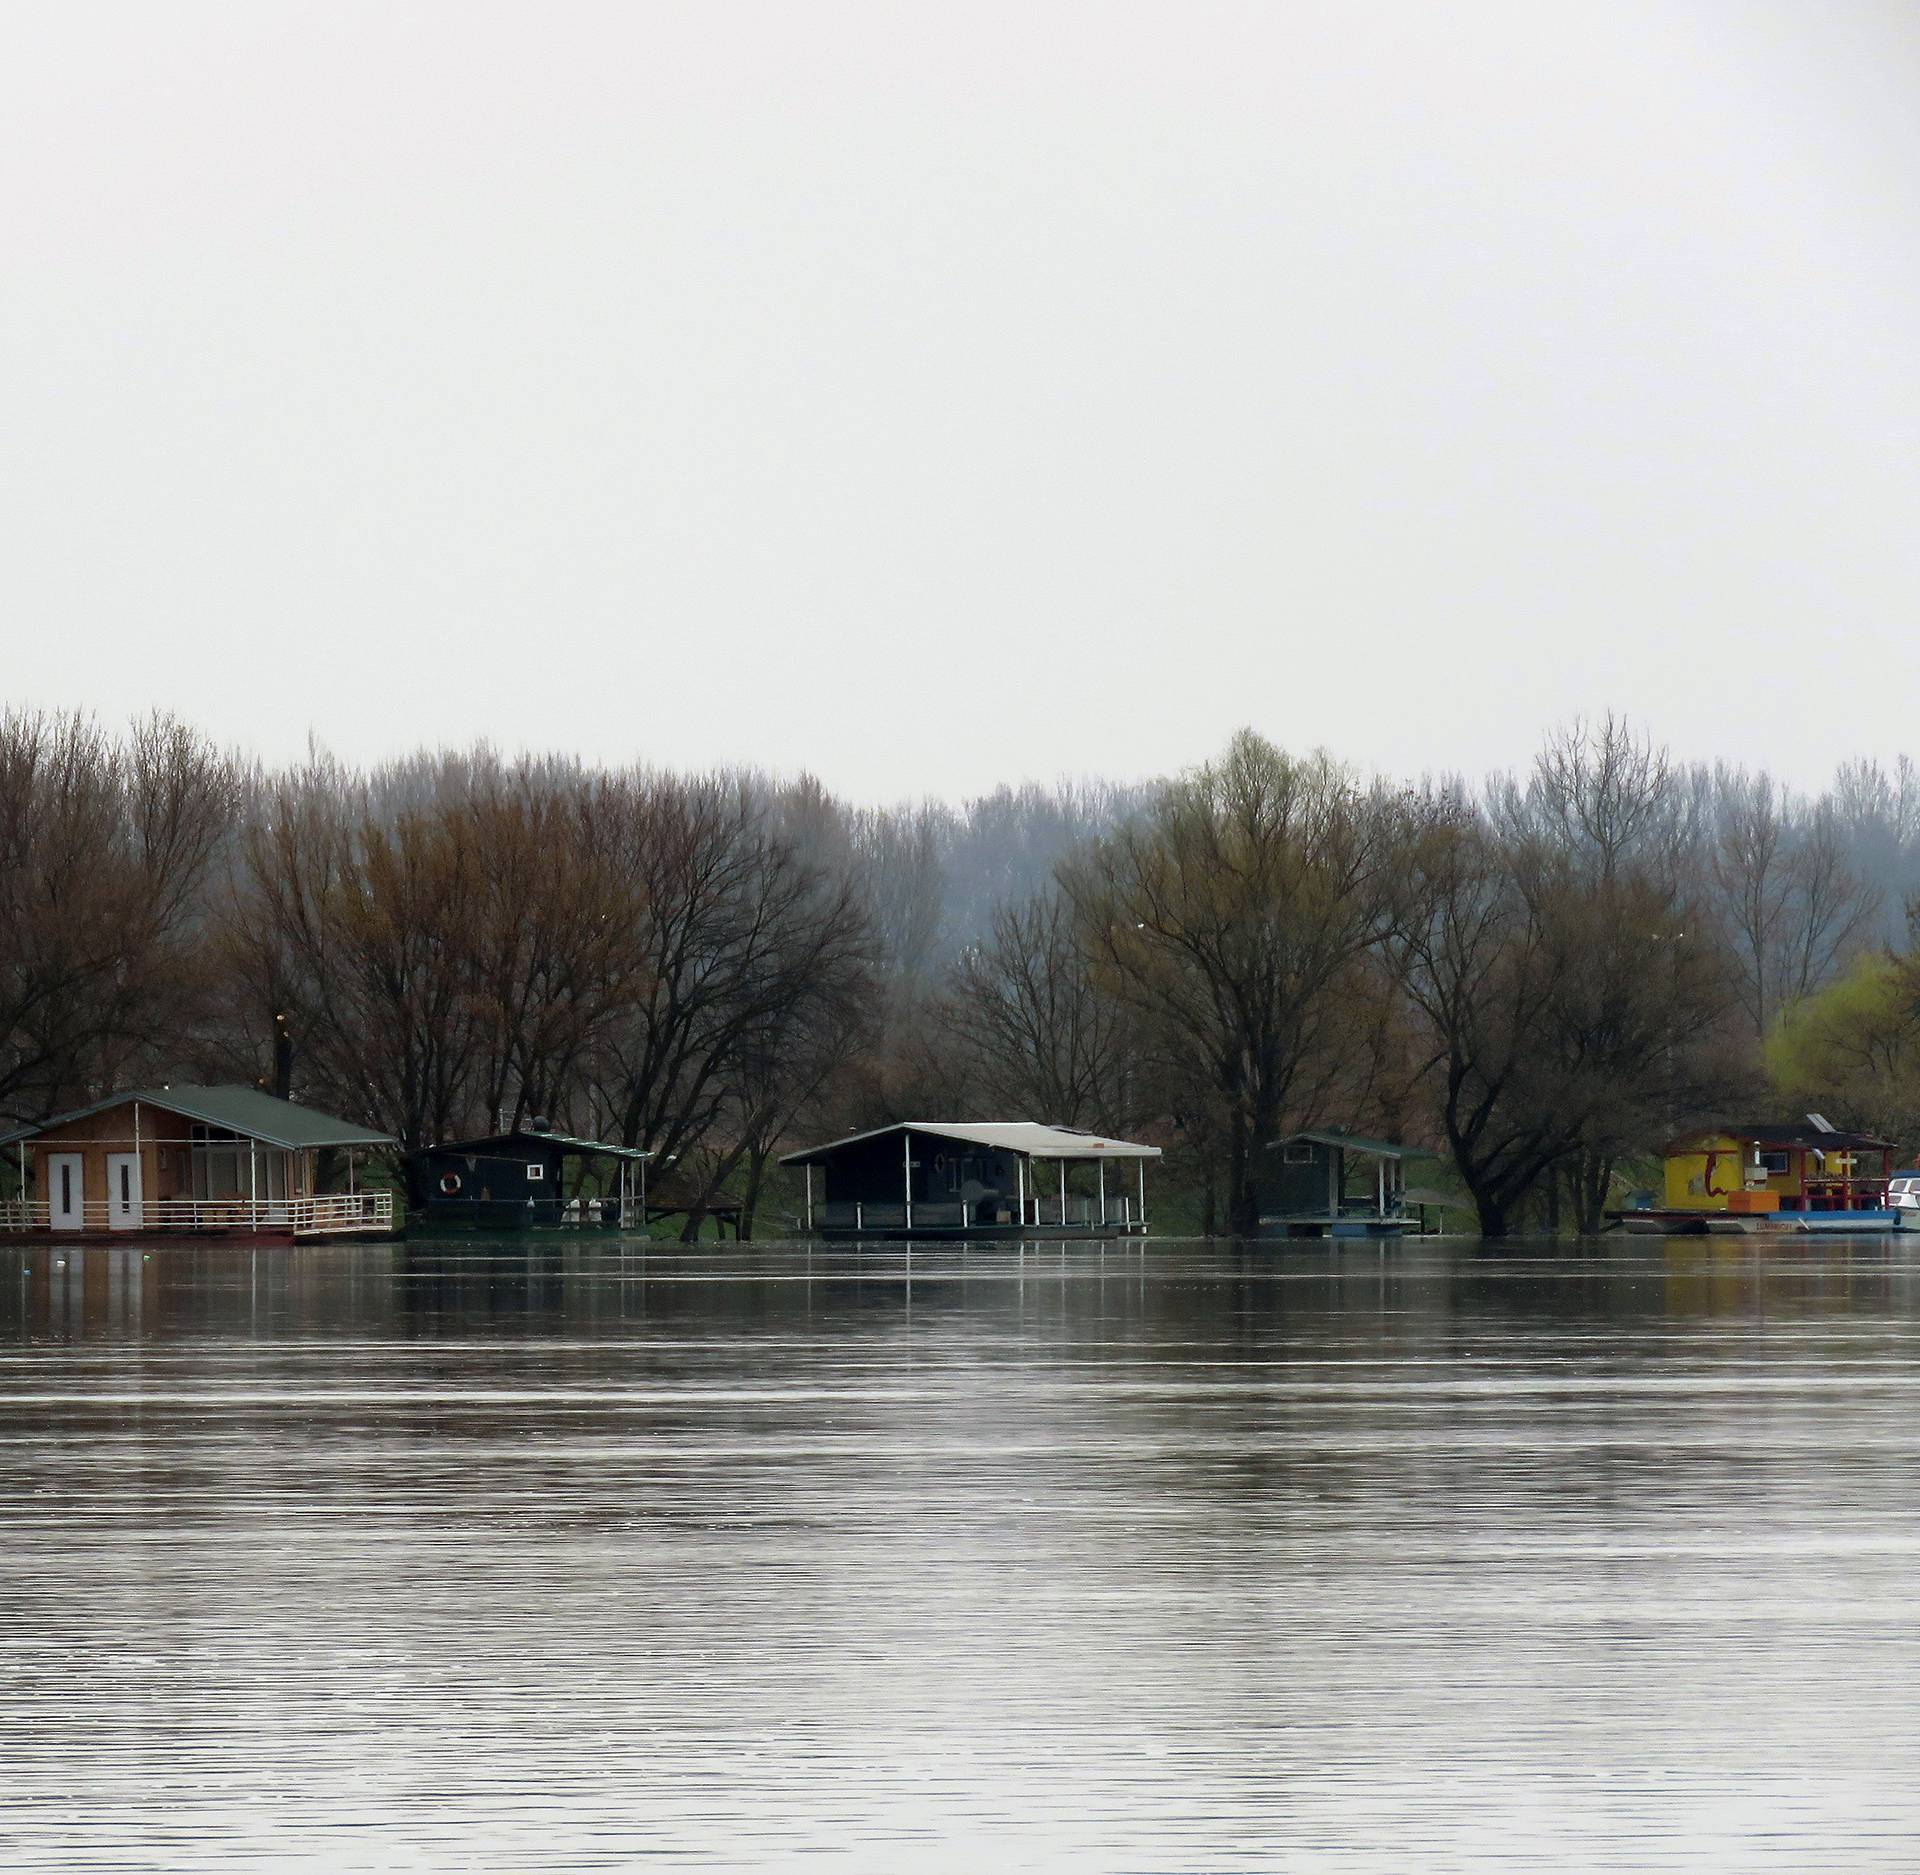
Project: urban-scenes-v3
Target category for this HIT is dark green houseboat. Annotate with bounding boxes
[1257,1127,1428,1239]
[404,1123,649,1231]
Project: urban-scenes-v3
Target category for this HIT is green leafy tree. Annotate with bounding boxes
[1766,951,1920,1148]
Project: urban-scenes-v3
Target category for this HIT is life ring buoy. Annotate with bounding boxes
[440,1171,463,1196]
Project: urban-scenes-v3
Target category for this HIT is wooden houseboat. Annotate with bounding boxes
[403,1123,650,1231]
[0,1085,397,1242]
[1614,1118,1902,1234]
[1257,1127,1430,1238]
[780,1121,1161,1240]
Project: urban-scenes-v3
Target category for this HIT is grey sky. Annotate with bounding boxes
[5,2,1919,801]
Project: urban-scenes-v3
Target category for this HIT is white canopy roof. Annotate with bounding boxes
[780,1121,1162,1166]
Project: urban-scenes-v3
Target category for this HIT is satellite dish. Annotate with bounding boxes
[1807,1113,1837,1134]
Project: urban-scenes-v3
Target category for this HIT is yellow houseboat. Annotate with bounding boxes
[1618,1118,1902,1234]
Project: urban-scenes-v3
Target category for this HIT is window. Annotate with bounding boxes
[1757,1151,1791,1176]
[1283,1144,1314,1165]
[189,1123,247,1199]
[526,1163,546,1182]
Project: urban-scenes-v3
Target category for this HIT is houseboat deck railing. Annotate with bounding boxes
[1020,1196,1137,1228]
[1789,1181,1890,1210]
[0,1193,395,1235]
[817,1196,1142,1232]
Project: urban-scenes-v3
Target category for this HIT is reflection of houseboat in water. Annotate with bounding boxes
[1614,1118,1908,1234]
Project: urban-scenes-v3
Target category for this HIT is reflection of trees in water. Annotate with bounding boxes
[6,1241,1915,1564]
[10,1234,1907,1351]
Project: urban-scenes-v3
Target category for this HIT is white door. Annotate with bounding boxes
[48,1153,84,1231]
[107,1152,144,1230]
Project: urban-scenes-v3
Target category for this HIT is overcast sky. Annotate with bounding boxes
[5,2,1919,801]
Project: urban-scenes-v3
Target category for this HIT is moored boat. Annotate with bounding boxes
[1610,1118,1908,1236]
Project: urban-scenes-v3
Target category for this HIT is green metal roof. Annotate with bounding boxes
[0,1084,396,1152]
[1271,1128,1431,1160]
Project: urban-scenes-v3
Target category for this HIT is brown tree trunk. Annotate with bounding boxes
[1226,1105,1261,1237]
[738,1145,772,1243]
[1573,1151,1613,1236]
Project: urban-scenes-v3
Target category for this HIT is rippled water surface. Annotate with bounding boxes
[5,1235,1920,1871]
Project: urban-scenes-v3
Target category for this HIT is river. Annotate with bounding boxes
[3,1235,1918,1870]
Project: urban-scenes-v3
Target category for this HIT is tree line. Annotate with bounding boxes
[2,706,1912,1237]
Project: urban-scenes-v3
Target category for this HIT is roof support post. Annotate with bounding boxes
[249,1139,258,1232]
[1058,1159,1066,1231]
[1016,1156,1025,1228]
[1139,1160,1147,1235]
[904,1132,913,1233]
[1098,1161,1106,1229]
[1377,1157,1385,1217]
[805,1164,814,1235]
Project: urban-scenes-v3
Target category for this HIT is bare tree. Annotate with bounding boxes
[228,759,486,1151]
[0,709,235,1126]
[585,770,873,1234]
[686,780,878,1240]
[1399,727,1740,1238]
[940,779,1150,946]
[1494,714,1701,883]
[1535,872,1743,1235]
[1392,801,1578,1239]
[1061,730,1416,1235]
[1830,755,1920,946]
[452,763,643,1130]
[843,800,950,985]
[940,891,1140,1130]
[1708,768,1880,1039]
